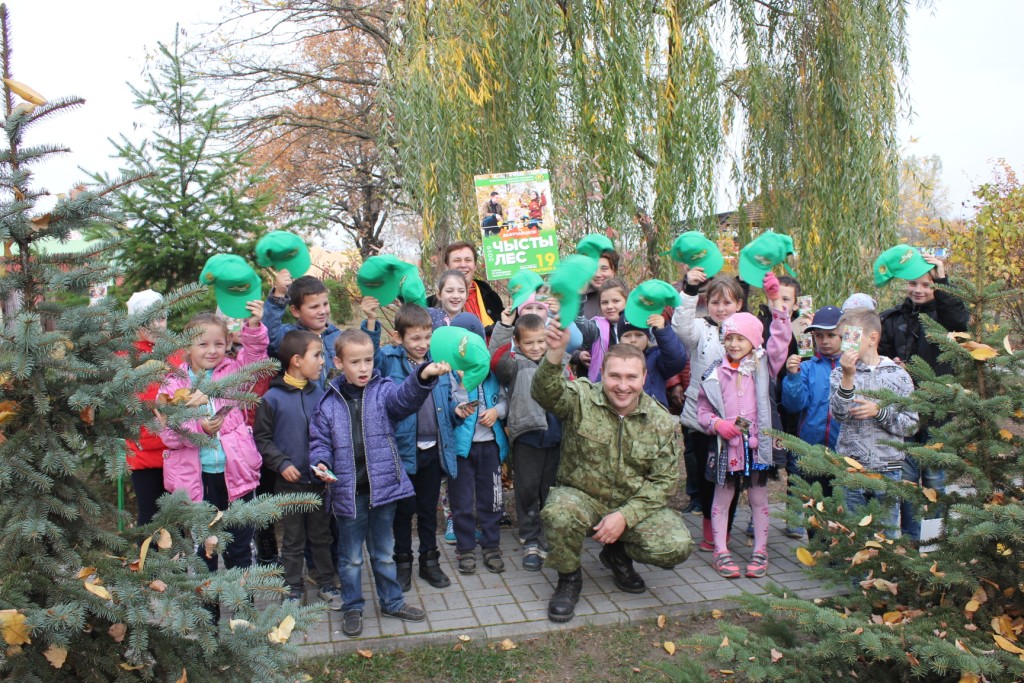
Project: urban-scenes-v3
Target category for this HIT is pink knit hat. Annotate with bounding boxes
[721,312,764,349]
[518,294,550,317]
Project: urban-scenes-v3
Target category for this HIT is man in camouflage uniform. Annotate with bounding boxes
[532,325,692,622]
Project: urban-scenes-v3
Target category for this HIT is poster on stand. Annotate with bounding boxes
[474,168,559,281]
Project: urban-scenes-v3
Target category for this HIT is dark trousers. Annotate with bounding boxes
[686,430,739,528]
[448,441,502,553]
[393,445,445,557]
[199,472,255,572]
[277,478,336,590]
[130,467,165,527]
[254,466,279,561]
[512,441,560,546]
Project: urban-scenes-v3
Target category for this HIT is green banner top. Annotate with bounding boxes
[473,170,549,187]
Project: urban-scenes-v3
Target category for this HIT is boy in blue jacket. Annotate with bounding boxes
[780,306,844,537]
[254,330,336,605]
[311,329,451,638]
[449,313,509,575]
[372,303,459,591]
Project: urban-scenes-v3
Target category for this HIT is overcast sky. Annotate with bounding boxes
[7,0,1023,220]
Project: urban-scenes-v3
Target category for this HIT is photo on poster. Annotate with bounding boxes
[474,169,560,281]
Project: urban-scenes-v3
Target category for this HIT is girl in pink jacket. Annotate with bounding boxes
[159,303,267,576]
[697,295,791,580]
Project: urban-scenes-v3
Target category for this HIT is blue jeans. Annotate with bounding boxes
[843,469,902,530]
[335,495,404,614]
[899,457,946,541]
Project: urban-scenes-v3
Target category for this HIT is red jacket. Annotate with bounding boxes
[125,340,183,471]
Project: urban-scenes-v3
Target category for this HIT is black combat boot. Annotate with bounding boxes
[418,549,452,588]
[599,541,646,594]
[394,552,413,593]
[254,526,279,566]
[547,568,583,623]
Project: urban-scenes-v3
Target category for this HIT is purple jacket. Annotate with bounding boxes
[309,366,436,518]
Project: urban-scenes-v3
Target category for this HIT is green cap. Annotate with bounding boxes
[873,245,934,286]
[575,234,615,260]
[254,231,311,277]
[547,254,598,329]
[738,231,796,287]
[624,279,681,327]
[508,270,545,310]
[199,254,262,319]
[398,270,428,307]
[668,231,724,276]
[357,255,418,306]
[429,325,490,393]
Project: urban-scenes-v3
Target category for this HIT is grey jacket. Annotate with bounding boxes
[829,358,919,472]
[488,322,569,444]
[671,293,724,431]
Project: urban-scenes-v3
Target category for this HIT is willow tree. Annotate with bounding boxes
[386,0,908,300]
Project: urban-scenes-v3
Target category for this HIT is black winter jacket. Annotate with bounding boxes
[879,279,969,378]
[254,374,326,484]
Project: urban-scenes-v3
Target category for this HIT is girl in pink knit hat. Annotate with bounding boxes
[696,285,792,579]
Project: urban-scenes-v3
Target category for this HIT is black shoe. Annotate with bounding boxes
[342,610,363,637]
[681,499,703,515]
[418,549,451,588]
[548,569,583,623]
[599,542,646,594]
[394,553,413,593]
[382,604,426,622]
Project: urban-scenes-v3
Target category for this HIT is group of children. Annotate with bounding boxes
[123,230,967,633]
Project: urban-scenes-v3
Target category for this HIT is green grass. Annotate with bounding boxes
[298,617,729,683]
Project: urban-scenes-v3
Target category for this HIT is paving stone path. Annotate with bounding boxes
[296,504,841,657]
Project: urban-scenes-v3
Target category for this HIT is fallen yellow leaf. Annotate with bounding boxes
[858,515,873,527]
[458,634,471,642]
[770,648,783,662]
[155,528,172,550]
[963,342,998,361]
[43,645,67,668]
[994,634,1024,654]
[1005,336,1015,355]
[357,649,373,659]
[965,600,980,613]
[228,619,251,632]
[663,641,676,655]
[796,547,816,566]
[267,615,296,644]
[720,636,730,648]
[865,541,883,549]
[999,429,1014,442]
[499,638,516,651]
[138,536,153,573]
[0,610,31,646]
[119,663,145,671]
[923,488,938,503]
[175,668,188,683]
[959,674,980,683]
[843,457,863,470]
[149,580,167,593]
[711,609,723,619]
[882,611,903,624]
[851,549,873,566]
[76,567,97,580]
[657,614,667,629]
[929,562,946,578]
[83,582,112,601]
[208,511,224,528]
[3,79,47,105]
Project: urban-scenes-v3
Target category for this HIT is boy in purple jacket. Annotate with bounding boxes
[311,329,451,638]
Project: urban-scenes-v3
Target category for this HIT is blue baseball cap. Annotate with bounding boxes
[805,306,842,331]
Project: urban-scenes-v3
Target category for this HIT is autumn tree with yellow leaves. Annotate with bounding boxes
[670,245,1024,681]
[0,7,322,681]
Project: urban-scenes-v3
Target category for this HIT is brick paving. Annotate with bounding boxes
[296,504,842,657]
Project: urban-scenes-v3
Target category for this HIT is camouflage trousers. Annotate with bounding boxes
[541,486,693,574]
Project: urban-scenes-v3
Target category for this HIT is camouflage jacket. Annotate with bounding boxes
[531,358,680,528]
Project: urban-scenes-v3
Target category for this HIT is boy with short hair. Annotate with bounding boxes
[254,330,338,606]
[781,305,844,537]
[490,310,566,570]
[265,272,383,387]
[310,329,452,638]
[830,308,919,527]
[372,303,458,591]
